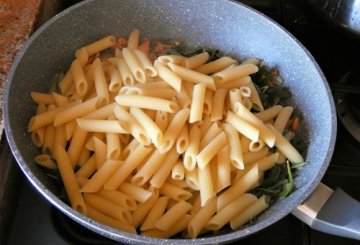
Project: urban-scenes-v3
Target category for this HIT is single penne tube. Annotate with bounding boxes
[108,57,134,86]
[274,106,294,133]
[157,55,186,65]
[92,58,110,107]
[76,47,88,66]
[229,88,243,110]
[54,146,87,215]
[133,80,171,88]
[171,161,185,180]
[130,107,163,147]
[127,28,140,50]
[243,147,269,165]
[54,125,67,150]
[176,124,189,154]
[65,120,77,141]
[132,149,167,186]
[114,106,151,145]
[82,102,116,120]
[52,92,68,107]
[31,103,47,147]
[223,123,244,169]
[80,160,122,193]
[106,132,121,160]
[141,214,192,238]
[132,192,159,228]
[210,159,218,191]
[210,88,227,121]
[198,115,212,135]
[197,131,227,169]
[149,147,180,188]
[83,193,132,224]
[206,193,257,230]
[116,94,178,113]
[189,83,206,123]
[120,137,139,160]
[80,35,116,56]
[97,189,137,211]
[216,76,251,89]
[28,100,81,132]
[241,135,251,154]
[59,70,73,95]
[160,108,190,153]
[87,205,136,234]
[230,195,269,229]
[166,177,188,189]
[188,197,216,238]
[225,111,259,142]
[212,63,258,84]
[155,110,169,133]
[67,125,88,167]
[70,59,88,96]
[203,89,213,115]
[249,139,265,152]
[134,49,157,78]
[167,62,216,90]
[247,79,264,111]
[93,137,107,169]
[216,146,231,192]
[189,192,201,215]
[34,154,57,169]
[132,87,177,100]
[255,105,282,122]
[217,164,260,211]
[118,182,153,203]
[155,200,192,231]
[154,60,182,92]
[184,52,209,69]
[75,155,97,178]
[195,56,237,74]
[104,63,122,92]
[183,125,201,171]
[267,124,304,163]
[141,196,169,231]
[241,57,260,65]
[30,92,56,105]
[85,132,105,151]
[42,116,55,155]
[200,121,222,149]
[248,152,279,172]
[76,118,128,134]
[185,167,199,190]
[239,85,252,98]
[54,97,98,126]
[122,48,146,83]
[78,147,91,167]
[159,182,192,201]
[198,162,215,207]
[104,144,153,190]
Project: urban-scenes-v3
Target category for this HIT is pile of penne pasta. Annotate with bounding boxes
[27,29,304,239]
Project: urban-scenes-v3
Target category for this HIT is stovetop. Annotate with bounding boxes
[4,0,360,244]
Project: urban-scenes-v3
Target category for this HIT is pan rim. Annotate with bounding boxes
[3,0,337,244]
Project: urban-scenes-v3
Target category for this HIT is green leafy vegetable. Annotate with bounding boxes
[250,161,297,201]
[165,45,222,62]
[251,62,292,109]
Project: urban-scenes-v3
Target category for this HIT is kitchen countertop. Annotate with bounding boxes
[0,0,62,137]
[0,1,62,243]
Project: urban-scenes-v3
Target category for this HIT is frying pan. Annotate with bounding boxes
[3,0,359,244]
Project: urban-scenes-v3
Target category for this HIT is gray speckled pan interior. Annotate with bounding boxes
[3,0,336,244]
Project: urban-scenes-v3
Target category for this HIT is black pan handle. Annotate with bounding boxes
[292,183,360,240]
